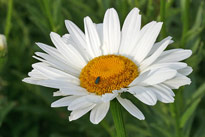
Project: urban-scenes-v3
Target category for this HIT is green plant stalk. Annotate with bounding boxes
[170,98,182,137]
[181,0,190,47]
[100,120,116,137]
[42,0,56,31]
[5,0,13,38]
[110,99,126,137]
[160,0,166,38]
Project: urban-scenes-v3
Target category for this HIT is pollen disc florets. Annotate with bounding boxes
[80,55,139,95]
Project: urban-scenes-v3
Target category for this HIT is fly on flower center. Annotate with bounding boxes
[79,55,139,95]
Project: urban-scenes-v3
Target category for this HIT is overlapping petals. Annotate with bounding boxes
[23,8,192,124]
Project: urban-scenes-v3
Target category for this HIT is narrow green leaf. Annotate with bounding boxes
[180,83,205,128]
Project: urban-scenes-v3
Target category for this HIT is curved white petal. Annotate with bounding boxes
[50,32,87,69]
[164,74,191,89]
[85,94,103,103]
[31,63,79,82]
[53,91,67,96]
[84,17,102,57]
[141,62,187,73]
[178,66,193,76]
[147,36,173,57]
[130,68,177,86]
[153,84,175,97]
[62,33,91,62]
[62,34,75,46]
[96,23,103,43]
[102,93,118,102]
[140,37,171,71]
[51,96,78,107]
[69,104,96,121]
[128,86,157,105]
[119,8,141,55]
[59,87,88,96]
[68,96,94,111]
[65,20,92,60]
[36,42,66,63]
[131,22,163,63]
[149,87,174,103]
[90,102,110,124]
[117,96,144,120]
[27,69,46,79]
[155,49,192,63]
[35,52,80,76]
[102,8,121,55]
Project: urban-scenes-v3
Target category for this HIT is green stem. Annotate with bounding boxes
[5,0,13,38]
[180,0,190,47]
[110,99,126,137]
[170,99,182,137]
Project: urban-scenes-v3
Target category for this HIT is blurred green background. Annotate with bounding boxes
[0,0,205,137]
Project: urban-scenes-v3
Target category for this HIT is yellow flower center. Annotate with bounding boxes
[80,55,139,95]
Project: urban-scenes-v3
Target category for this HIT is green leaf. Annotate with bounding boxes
[180,83,205,128]
[0,97,15,127]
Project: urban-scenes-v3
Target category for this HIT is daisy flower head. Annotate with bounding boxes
[23,8,192,124]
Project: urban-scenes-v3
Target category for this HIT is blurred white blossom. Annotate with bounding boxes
[0,34,7,56]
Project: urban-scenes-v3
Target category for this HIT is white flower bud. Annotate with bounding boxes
[0,34,7,56]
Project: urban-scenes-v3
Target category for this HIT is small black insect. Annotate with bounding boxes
[95,76,100,84]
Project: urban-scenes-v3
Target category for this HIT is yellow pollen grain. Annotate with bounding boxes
[79,55,139,95]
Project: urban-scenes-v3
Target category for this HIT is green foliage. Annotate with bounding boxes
[0,0,205,137]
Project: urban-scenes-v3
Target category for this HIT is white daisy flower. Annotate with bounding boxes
[23,8,192,124]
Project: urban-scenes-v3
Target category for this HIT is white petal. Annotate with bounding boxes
[102,8,121,55]
[147,36,173,57]
[178,66,193,76]
[32,63,79,83]
[129,70,151,86]
[128,86,157,105]
[69,104,96,121]
[119,8,141,55]
[132,22,163,63]
[62,34,74,45]
[50,32,86,69]
[164,75,191,89]
[117,96,144,120]
[130,68,177,86]
[28,78,78,88]
[142,68,177,85]
[102,93,118,102]
[35,52,80,77]
[53,91,67,96]
[22,77,43,85]
[51,96,78,107]
[27,69,45,79]
[96,23,103,43]
[140,37,171,70]
[60,87,88,96]
[68,96,93,111]
[84,17,102,57]
[90,102,110,124]
[65,20,92,60]
[85,94,103,103]
[141,62,187,73]
[153,84,175,97]
[36,42,68,64]
[155,49,192,63]
[150,87,174,103]
[65,20,86,48]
